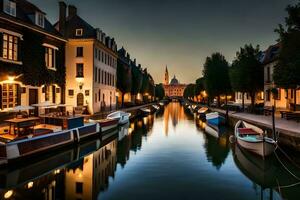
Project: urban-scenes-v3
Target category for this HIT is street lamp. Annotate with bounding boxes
[76,77,84,90]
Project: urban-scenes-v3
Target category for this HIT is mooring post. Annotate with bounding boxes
[272,105,276,141]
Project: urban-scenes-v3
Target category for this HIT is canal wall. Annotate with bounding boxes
[211,108,300,151]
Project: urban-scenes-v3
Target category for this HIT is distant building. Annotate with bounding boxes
[163,66,186,97]
[56,2,117,114]
[0,0,66,111]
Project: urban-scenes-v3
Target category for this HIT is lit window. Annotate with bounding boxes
[1,83,19,109]
[2,33,18,61]
[45,47,56,69]
[36,12,45,28]
[75,29,83,36]
[3,0,16,17]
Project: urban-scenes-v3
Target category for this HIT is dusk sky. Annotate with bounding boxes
[30,0,297,84]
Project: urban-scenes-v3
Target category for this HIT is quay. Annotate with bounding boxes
[211,108,300,150]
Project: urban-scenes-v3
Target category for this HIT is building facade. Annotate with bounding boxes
[0,0,66,112]
[262,44,300,110]
[163,66,186,97]
[56,3,117,114]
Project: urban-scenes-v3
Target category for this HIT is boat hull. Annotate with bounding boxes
[237,138,275,157]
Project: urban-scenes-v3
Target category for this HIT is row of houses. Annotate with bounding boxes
[235,43,300,110]
[0,0,152,115]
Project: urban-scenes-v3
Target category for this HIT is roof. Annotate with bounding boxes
[63,15,96,39]
[170,75,179,85]
[0,0,63,38]
[261,43,280,65]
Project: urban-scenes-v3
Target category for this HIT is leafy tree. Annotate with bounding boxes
[202,53,231,107]
[184,84,195,100]
[155,83,165,100]
[131,64,143,103]
[194,77,205,102]
[230,44,263,110]
[274,2,300,111]
[117,60,132,107]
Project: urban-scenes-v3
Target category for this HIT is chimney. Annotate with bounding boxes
[68,5,77,18]
[59,1,66,35]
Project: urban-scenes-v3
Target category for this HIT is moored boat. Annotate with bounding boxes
[0,115,100,166]
[97,118,119,133]
[152,105,160,110]
[140,107,151,115]
[234,120,276,157]
[198,107,209,118]
[205,112,225,126]
[107,111,131,125]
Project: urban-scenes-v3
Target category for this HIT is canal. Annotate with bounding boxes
[1,102,300,200]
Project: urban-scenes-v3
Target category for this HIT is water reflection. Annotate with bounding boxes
[1,102,300,200]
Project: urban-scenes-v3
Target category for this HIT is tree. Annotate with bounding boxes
[117,60,132,107]
[155,83,165,100]
[194,77,205,102]
[230,44,263,110]
[274,2,300,111]
[184,84,195,100]
[131,64,143,103]
[202,53,231,107]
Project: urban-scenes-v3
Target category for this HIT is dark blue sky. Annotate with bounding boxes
[30,0,297,84]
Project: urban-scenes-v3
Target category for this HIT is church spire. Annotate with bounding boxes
[164,65,169,85]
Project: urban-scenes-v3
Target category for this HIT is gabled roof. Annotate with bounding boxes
[261,43,280,65]
[0,0,63,38]
[63,15,96,39]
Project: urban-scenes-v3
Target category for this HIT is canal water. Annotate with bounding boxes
[1,102,300,200]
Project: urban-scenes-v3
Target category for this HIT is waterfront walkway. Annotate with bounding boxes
[213,108,300,135]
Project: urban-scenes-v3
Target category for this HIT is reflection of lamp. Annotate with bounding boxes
[4,190,13,199]
[76,77,84,90]
[8,76,15,83]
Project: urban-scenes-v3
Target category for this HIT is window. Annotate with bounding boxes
[98,89,101,101]
[266,90,270,101]
[1,83,19,109]
[101,71,104,84]
[2,33,18,61]
[76,63,84,77]
[75,29,83,36]
[68,90,74,96]
[266,67,270,83]
[95,93,97,102]
[36,12,45,28]
[75,182,83,194]
[77,47,83,57]
[3,0,16,17]
[98,69,100,83]
[45,47,55,69]
[101,52,104,62]
[94,67,97,82]
[98,50,100,61]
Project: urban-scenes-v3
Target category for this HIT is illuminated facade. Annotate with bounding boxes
[163,66,186,97]
[0,0,66,111]
[56,3,117,114]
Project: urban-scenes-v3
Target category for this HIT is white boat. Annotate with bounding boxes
[234,120,276,157]
[140,107,151,114]
[152,105,160,110]
[159,102,164,106]
[206,112,225,126]
[198,107,208,114]
[107,111,131,125]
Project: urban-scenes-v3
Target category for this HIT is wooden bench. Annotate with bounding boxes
[285,112,300,122]
[263,107,273,116]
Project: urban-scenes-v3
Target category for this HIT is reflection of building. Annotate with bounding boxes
[163,66,186,97]
[163,102,186,136]
[0,0,66,110]
[56,3,118,114]
[65,139,117,200]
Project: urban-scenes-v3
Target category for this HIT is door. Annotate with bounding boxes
[29,89,38,116]
[52,85,56,103]
[77,93,84,107]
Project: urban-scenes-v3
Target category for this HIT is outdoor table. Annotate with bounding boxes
[5,117,40,135]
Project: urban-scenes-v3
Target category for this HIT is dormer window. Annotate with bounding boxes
[35,12,45,28]
[3,0,16,17]
[75,29,83,36]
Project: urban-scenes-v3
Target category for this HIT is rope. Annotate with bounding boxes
[274,150,300,181]
[276,145,300,169]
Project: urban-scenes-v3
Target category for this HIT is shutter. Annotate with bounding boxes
[0,85,2,109]
[0,33,3,58]
[17,37,21,61]
[17,84,21,106]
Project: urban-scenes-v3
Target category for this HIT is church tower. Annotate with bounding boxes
[164,65,169,85]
